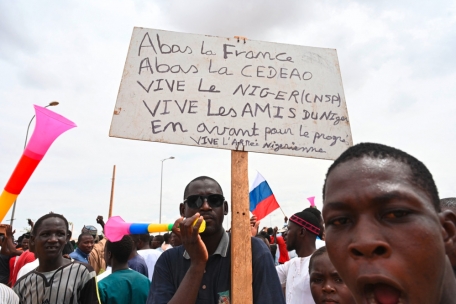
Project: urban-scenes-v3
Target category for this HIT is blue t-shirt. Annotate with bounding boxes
[98,269,150,304]
[69,248,89,263]
[147,233,285,304]
[127,254,149,278]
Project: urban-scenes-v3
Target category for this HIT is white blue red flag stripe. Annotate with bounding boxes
[249,173,280,220]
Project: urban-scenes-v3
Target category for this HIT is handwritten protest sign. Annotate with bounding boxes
[110,27,352,160]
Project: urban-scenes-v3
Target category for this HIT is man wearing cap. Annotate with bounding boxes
[87,216,107,275]
[276,209,324,304]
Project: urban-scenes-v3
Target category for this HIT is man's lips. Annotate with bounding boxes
[322,297,338,303]
[357,276,405,304]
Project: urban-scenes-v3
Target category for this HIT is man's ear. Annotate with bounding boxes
[439,210,456,255]
[179,203,185,217]
[224,201,229,215]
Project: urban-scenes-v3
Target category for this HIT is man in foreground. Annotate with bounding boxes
[322,142,456,304]
[147,176,285,304]
[13,213,99,303]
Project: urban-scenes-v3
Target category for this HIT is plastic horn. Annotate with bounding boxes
[0,105,76,221]
[307,196,316,208]
[105,216,206,242]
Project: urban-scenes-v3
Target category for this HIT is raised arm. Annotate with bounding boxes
[96,216,105,230]
[167,214,208,304]
[4,225,23,256]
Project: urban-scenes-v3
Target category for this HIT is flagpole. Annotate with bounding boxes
[278,206,287,219]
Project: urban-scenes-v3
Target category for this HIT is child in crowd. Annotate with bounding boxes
[309,246,355,304]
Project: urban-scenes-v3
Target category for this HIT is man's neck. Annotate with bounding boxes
[296,241,316,258]
[129,249,138,259]
[111,261,129,273]
[37,256,70,272]
[201,229,224,255]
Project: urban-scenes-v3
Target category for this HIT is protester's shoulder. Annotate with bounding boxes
[128,269,151,282]
[71,261,97,274]
[251,236,270,252]
[14,268,38,286]
[161,245,184,258]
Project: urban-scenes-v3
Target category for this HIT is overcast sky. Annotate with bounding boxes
[1,0,455,236]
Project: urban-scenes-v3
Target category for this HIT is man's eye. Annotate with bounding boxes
[334,276,343,283]
[384,210,409,219]
[311,278,323,284]
[329,217,350,226]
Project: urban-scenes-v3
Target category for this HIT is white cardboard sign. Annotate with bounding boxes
[110,27,352,160]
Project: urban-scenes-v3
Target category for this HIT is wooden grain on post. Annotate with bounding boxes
[108,165,116,218]
[230,150,252,303]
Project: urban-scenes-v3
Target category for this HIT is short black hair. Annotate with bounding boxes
[259,231,269,239]
[153,235,164,243]
[322,142,440,211]
[267,228,273,235]
[183,176,223,199]
[106,235,134,263]
[139,233,150,243]
[163,233,171,244]
[78,233,93,243]
[32,213,69,236]
[440,198,456,210]
[309,246,327,273]
[255,233,269,244]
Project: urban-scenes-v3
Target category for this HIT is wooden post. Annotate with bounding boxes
[230,150,252,303]
[108,165,116,218]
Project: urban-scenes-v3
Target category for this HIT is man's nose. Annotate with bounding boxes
[322,282,335,293]
[348,217,391,259]
[200,198,212,210]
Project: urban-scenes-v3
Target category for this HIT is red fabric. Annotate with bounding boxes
[276,236,289,264]
[8,256,16,286]
[10,250,35,286]
[251,195,280,221]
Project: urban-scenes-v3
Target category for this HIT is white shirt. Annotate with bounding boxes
[138,249,162,281]
[276,241,325,304]
[0,283,19,304]
[276,256,314,304]
[16,259,39,281]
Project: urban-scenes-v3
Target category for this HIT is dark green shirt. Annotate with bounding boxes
[98,269,150,304]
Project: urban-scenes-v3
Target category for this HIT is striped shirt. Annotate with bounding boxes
[0,283,19,304]
[13,261,99,304]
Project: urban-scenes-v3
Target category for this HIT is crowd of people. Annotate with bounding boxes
[0,142,455,303]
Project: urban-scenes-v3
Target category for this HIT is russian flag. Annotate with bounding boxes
[249,173,280,221]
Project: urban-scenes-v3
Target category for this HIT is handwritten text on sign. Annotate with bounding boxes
[110,28,352,160]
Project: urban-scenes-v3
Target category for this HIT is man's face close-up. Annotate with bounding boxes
[32,217,68,261]
[323,157,447,304]
[181,179,227,236]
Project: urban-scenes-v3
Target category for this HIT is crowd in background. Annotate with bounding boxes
[1,142,456,304]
